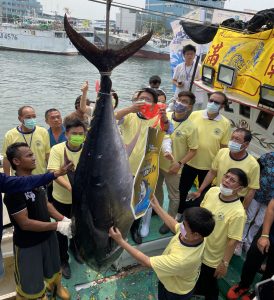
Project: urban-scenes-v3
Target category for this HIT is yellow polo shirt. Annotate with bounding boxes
[2,126,50,175]
[211,148,260,196]
[150,223,205,295]
[47,142,82,204]
[120,113,160,176]
[160,112,198,174]
[201,187,246,268]
[187,110,231,170]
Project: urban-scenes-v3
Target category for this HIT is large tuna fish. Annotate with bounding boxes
[64,15,152,271]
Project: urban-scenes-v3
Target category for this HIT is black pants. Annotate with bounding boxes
[178,164,209,214]
[158,281,193,300]
[239,228,274,288]
[194,263,219,300]
[52,199,75,264]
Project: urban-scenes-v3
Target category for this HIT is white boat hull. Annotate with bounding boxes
[0,25,94,55]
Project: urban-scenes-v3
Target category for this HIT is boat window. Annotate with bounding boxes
[81,32,94,37]
[256,111,273,129]
[239,105,250,118]
[55,32,63,38]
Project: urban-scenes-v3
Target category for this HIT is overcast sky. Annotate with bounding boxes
[40,0,273,20]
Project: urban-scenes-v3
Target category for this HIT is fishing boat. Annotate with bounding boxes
[95,30,170,60]
[0,22,94,55]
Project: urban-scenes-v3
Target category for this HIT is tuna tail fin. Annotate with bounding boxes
[64,14,153,73]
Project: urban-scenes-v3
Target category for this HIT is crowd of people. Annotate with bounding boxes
[0,43,273,300]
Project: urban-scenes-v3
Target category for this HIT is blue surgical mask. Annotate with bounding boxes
[23,118,37,130]
[228,140,242,153]
[220,184,234,196]
[174,101,188,113]
[207,102,220,114]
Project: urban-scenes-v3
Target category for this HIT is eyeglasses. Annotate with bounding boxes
[208,98,222,105]
[138,97,153,102]
[224,174,239,184]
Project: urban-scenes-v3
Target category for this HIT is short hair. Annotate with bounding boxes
[177,91,196,105]
[233,128,252,143]
[137,87,158,103]
[65,118,86,132]
[149,75,161,85]
[6,142,29,170]
[156,89,166,101]
[18,106,34,116]
[209,91,228,106]
[182,44,196,55]
[226,168,248,187]
[183,207,215,237]
[45,108,60,119]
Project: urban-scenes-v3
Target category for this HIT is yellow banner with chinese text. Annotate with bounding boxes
[204,28,274,103]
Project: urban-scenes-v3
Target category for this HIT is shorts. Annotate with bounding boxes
[14,232,60,298]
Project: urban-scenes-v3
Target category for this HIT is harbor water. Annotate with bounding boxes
[0,50,173,148]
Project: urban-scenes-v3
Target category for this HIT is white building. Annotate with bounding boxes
[116,8,137,33]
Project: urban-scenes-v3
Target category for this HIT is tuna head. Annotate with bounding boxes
[72,75,134,271]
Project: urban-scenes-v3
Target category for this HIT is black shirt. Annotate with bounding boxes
[4,187,51,248]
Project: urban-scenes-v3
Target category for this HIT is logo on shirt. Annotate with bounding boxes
[214,128,221,136]
[35,140,42,148]
[176,130,182,137]
[24,191,36,202]
[216,212,224,221]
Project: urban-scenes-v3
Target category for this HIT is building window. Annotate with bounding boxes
[256,111,273,129]
[239,104,250,118]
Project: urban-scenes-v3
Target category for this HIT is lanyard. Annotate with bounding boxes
[20,127,34,148]
[185,63,194,81]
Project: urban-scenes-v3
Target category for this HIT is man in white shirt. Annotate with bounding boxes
[172,44,200,99]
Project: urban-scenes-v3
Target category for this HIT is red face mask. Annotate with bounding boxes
[140,102,166,120]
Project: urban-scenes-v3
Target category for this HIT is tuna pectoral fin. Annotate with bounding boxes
[64,14,153,72]
[125,124,142,157]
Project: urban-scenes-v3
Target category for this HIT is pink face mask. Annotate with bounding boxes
[180,222,187,239]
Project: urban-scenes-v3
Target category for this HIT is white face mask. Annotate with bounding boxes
[207,102,220,114]
[220,184,234,196]
[228,140,242,153]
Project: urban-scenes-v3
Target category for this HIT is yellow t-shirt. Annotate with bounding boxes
[201,187,246,268]
[160,112,198,174]
[120,113,160,176]
[187,110,231,170]
[2,126,50,175]
[150,223,205,295]
[211,148,260,196]
[47,142,82,204]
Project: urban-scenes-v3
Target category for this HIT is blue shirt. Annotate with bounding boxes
[48,126,67,148]
[255,152,274,204]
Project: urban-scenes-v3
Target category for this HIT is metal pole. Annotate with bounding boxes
[105,0,112,49]
[189,55,200,92]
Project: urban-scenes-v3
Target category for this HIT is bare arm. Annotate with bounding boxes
[257,199,274,254]
[3,157,11,175]
[169,149,197,175]
[12,209,57,232]
[109,227,151,267]
[243,189,256,209]
[47,201,64,221]
[79,80,89,114]
[150,195,178,233]
[189,169,217,199]
[214,238,238,278]
[115,102,143,121]
[49,171,71,192]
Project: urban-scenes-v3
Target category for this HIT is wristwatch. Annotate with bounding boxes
[222,259,229,267]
